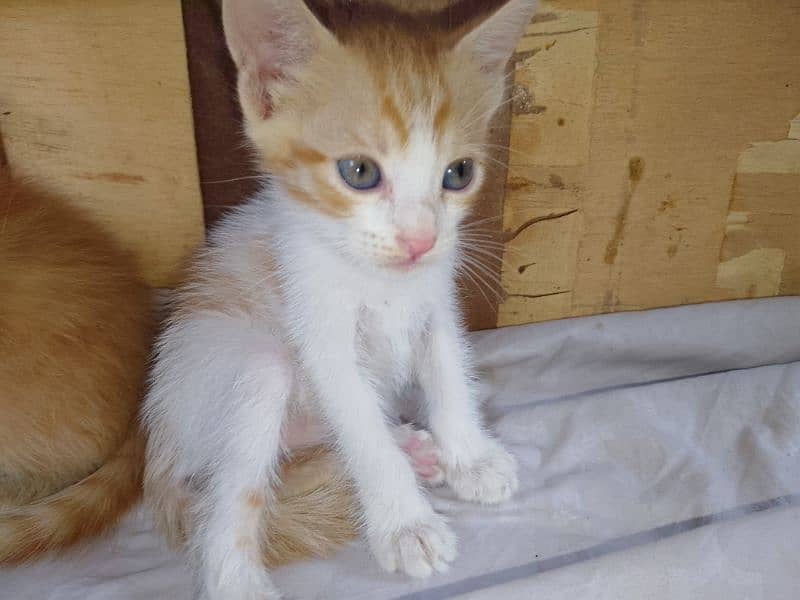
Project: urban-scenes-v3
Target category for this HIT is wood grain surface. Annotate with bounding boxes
[0,0,204,287]
[498,0,800,327]
[3,1,798,329]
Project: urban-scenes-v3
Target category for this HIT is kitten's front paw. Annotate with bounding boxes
[203,555,282,600]
[202,580,281,600]
[445,442,518,505]
[370,513,457,578]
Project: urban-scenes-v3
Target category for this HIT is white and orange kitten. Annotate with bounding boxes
[143,0,537,597]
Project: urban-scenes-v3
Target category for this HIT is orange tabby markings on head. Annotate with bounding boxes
[290,143,327,166]
[433,94,453,139]
[283,176,353,218]
[230,1,520,223]
[381,95,410,146]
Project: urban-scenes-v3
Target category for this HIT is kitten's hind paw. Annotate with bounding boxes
[393,424,444,486]
[445,442,519,505]
[202,550,282,600]
[370,512,457,578]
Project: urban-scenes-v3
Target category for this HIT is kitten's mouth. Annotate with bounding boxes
[387,256,424,271]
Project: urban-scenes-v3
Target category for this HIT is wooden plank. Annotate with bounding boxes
[0,0,204,287]
[498,5,598,326]
[181,0,261,228]
[498,0,800,327]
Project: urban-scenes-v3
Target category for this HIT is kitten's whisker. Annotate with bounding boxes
[459,227,504,237]
[461,245,506,265]
[458,266,494,309]
[201,175,268,185]
[479,155,519,175]
[464,68,517,115]
[458,231,507,243]
[462,213,506,229]
[457,229,531,259]
[449,231,508,248]
[453,241,522,262]
[460,69,519,129]
[463,248,505,275]
[464,265,504,294]
[458,262,503,306]
[472,150,529,177]
[460,241,509,253]
[460,239,506,251]
[461,267,505,304]
[473,143,540,163]
[467,245,526,261]
[465,95,514,127]
[459,237,507,253]
[461,82,503,123]
[462,94,515,128]
[460,254,505,289]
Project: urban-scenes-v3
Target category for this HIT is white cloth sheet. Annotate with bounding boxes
[2,297,799,599]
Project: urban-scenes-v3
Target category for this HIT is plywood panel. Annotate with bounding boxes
[498,0,800,327]
[718,121,800,297]
[0,0,204,287]
[498,6,597,326]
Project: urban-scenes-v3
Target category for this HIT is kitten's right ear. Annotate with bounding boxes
[222,0,333,121]
[455,0,539,75]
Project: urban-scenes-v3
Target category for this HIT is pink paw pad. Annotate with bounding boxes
[393,425,444,486]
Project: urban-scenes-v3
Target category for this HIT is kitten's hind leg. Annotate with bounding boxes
[285,416,444,486]
[194,348,293,600]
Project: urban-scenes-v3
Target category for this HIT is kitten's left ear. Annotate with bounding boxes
[455,0,539,74]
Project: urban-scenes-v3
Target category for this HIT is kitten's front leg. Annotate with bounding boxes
[296,307,456,578]
[418,307,519,505]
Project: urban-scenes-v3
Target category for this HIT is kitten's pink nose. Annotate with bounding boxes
[396,232,437,261]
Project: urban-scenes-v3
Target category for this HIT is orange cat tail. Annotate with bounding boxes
[264,447,358,567]
[0,422,144,564]
[147,445,357,568]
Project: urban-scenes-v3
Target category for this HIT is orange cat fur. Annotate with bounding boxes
[0,171,154,562]
[0,171,358,565]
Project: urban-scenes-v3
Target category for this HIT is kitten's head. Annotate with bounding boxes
[224,0,537,271]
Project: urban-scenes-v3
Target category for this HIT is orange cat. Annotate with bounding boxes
[0,170,357,565]
[0,171,153,562]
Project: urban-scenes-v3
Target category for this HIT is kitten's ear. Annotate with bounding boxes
[455,0,539,74]
[222,0,333,120]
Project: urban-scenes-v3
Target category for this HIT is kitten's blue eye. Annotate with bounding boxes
[443,158,474,191]
[337,157,382,190]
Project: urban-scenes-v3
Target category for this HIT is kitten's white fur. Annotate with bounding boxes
[144,177,518,597]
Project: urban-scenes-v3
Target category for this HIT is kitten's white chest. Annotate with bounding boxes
[358,298,425,395]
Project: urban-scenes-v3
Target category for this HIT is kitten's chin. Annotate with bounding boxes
[383,255,437,273]
[386,259,419,273]
[344,248,445,275]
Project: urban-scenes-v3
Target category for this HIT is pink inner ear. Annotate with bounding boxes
[253,66,282,119]
[224,0,329,122]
